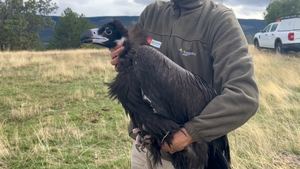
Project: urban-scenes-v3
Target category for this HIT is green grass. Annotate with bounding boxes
[0,50,131,169]
[0,48,299,169]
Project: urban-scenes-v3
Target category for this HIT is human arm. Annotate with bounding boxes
[162,10,259,154]
[183,10,259,143]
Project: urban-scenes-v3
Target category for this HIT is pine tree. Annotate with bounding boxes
[49,8,93,49]
[0,0,57,50]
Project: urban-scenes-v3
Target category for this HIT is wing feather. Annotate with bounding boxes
[133,46,216,124]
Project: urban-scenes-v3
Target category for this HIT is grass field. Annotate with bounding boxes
[0,48,299,169]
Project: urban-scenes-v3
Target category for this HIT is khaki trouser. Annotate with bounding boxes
[131,144,175,169]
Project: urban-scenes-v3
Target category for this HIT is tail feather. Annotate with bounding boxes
[206,150,230,169]
[206,136,231,169]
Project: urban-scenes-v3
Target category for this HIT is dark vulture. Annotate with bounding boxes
[81,20,230,169]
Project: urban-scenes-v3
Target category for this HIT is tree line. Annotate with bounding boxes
[0,0,299,51]
[264,0,300,23]
[0,0,57,50]
[0,0,92,51]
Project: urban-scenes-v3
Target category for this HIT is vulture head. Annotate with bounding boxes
[80,20,128,49]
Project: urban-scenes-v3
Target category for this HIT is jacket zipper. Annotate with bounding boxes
[167,16,180,60]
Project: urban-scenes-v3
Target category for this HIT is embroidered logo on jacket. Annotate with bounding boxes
[179,48,196,57]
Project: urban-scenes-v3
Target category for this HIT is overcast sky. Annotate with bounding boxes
[51,0,270,19]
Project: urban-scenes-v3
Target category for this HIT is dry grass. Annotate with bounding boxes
[0,123,10,169]
[229,47,300,169]
[0,49,129,168]
[0,124,10,158]
[0,49,114,82]
[0,47,299,169]
[10,103,43,121]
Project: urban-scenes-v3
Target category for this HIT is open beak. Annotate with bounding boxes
[80,28,109,45]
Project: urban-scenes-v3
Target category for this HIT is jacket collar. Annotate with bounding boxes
[171,0,206,16]
[171,0,205,10]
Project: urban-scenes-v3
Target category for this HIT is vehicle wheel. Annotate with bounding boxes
[254,39,260,50]
[275,41,285,54]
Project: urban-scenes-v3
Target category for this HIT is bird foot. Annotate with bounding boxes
[133,128,152,152]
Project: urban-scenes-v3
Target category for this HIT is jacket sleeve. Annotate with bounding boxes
[184,10,259,142]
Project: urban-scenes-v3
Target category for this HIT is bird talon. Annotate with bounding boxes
[141,146,146,153]
[132,128,141,134]
[135,144,142,152]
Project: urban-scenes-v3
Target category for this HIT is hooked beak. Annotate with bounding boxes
[80,28,109,45]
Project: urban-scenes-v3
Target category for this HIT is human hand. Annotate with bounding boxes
[110,44,124,69]
[161,128,193,154]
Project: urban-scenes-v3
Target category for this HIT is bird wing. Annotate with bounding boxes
[132,46,215,124]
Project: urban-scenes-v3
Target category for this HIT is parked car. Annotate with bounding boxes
[254,15,300,53]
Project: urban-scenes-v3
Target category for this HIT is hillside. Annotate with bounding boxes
[40,16,266,44]
[0,48,299,168]
[239,19,267,43]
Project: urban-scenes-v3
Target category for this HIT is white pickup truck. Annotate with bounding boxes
[254,16,300,53]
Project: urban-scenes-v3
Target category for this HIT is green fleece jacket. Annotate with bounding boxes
[131,0,259,142]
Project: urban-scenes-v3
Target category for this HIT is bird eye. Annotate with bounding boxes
[104,27,112,35]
